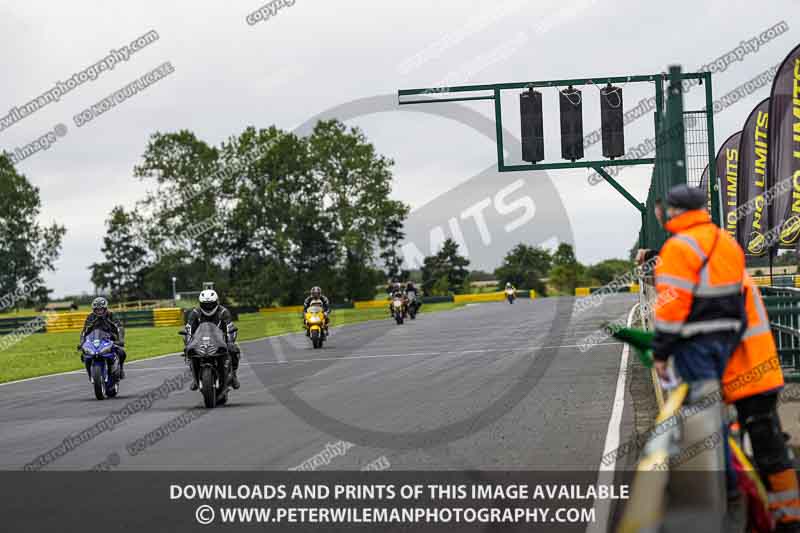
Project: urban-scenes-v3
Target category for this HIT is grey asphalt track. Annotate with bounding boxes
[0,295,638,472]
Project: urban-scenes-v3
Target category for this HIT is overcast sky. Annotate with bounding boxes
[1,0,797,298]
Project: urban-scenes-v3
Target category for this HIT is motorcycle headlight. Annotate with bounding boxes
[99,344,113,354]
[309,316,321,323]
[393,301,402,307]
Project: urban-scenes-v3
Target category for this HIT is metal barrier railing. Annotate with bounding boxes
[762,286,800,382]
[621,277,729,530]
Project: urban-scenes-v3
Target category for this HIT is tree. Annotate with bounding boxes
[468,270,495,282]
[89,206,148,300]
[379,214,408,281]
[0,156,65,308]
[307,120,408,299]
[585,258,635,286]
[548,243,586,295]
[134,130,228,281]
[127,120,410,305]
[421,239,470,295]
[493,244,551,295]
[553,242,577,266]
[137,250,230,302]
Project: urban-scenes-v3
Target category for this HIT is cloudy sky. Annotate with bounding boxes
[0,0,797,297]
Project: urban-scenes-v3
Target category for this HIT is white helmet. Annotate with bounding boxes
[199,289,219,316]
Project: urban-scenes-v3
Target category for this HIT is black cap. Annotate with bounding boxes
[665,184,706,210]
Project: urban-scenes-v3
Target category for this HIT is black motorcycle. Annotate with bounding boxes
[406,291,419,319]
[180,322,235,408]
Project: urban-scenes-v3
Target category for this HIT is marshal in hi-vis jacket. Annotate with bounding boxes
[653,209,746,360]
[722,272,784,403]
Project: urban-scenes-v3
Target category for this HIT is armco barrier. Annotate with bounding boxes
[751,275,800,287]
[420,295,454,304]
[353,300,388,310]
[45,311,89,333]
[153,308,183,327]
[0,315,46,335]
[575,284,640,296]
[453,291,507,303]
[40,309,182,334]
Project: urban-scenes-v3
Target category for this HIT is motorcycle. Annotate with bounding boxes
[505,288,516,304]
[391,295,406,325]
[81,330,122,400]
[180,322,234,408]
[406,291,419,319]
[304,300,328,349]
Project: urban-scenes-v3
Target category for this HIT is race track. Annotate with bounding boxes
[0,295,639,472]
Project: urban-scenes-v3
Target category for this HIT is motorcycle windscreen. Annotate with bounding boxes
[83,329,114,353]
[307,305,324,313]
[186,322,228,354]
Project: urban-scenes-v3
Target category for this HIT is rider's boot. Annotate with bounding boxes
[231,351,241,389]
[189,360,199,390]
[118,350,127,380]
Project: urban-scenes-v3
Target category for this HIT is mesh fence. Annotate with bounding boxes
[683,110,709,188]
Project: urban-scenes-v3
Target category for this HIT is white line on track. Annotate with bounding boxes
[134,341,623,370]
[585,302,637,533]
[2,335,623,389]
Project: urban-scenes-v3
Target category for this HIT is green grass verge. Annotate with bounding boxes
[0,302,463,384]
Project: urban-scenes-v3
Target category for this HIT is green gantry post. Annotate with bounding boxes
[704,72,720,226]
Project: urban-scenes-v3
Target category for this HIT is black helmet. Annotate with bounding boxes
[666,185,706,210]
[92,297,108,315]
[310,286,322,298]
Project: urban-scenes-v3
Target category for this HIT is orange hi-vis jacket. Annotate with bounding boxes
[722,273,784,404]
[653,209,746,360]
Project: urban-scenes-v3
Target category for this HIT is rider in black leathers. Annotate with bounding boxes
[78,297,126,379]
[405,281,421,313]
[184,289,240,390]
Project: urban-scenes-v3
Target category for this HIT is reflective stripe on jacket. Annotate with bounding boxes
[722,273,784,403]
[653,209,746,360]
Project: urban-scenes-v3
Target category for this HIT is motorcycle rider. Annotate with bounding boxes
[184,289,240,391]
[386,279,402,296]
[389,285,407,316]
[78,297,126,379]
[303,286,330,333]
[405,281,421,313]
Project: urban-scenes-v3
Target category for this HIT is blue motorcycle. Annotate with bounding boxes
[81,330,121,400]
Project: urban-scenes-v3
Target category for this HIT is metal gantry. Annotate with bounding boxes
[399,67,718,249]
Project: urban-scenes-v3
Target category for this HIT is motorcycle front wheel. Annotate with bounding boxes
[92,362,106,400]
[311,329,322,349]
[201,366,217,408]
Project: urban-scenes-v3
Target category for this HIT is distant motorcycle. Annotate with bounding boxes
[505,288,516,304]
[391,295,406,325]
[180,322,235,408]
[406,291,419,319]
[81,330,122,400]
[304,300,328,349]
